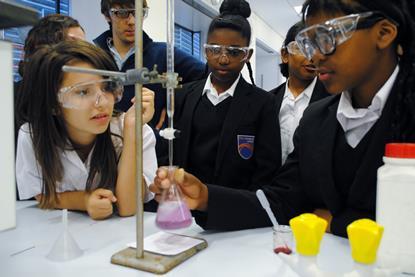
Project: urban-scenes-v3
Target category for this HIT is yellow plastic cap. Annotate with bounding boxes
[289,213,328,256]
[347,219,384,265]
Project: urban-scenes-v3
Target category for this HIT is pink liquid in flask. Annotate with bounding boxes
[156,201,192,229]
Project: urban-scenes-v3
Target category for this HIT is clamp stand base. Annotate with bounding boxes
[111,239,207,274]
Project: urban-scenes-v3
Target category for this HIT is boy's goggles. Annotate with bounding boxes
[110,7,149,19]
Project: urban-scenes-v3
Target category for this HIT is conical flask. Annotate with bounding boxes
[156,166,192,229]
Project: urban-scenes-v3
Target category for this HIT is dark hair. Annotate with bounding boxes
[101,0,137,17]
[18,40,120,209]
[19,14,83,77]
[208,0,255,85]
[279,21,306,78]
[301,0,415,141]
[101,0,147,29]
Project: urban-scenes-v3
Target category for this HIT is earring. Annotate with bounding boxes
[397,44,403,56]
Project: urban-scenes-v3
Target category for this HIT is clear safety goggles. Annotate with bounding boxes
[295,11,387,60]
[284,41,305,56]
[110,7,149,19]
[204,43,251,62]
[58,79,123,110]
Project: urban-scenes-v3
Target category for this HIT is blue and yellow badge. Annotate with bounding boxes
[237,135,255,160]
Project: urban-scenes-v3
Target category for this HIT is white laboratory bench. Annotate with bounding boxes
[0,201,402,277]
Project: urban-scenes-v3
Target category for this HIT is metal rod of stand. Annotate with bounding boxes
[109,2,208,272]
[62,66,125,78]
[134,0,144,259]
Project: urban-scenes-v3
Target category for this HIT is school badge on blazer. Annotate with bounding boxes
[237,135,255,160]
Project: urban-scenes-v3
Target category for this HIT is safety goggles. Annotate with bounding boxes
[58,79,123,110]
[203,43,251,62]
[109,7,149,19]
[284,41,304,56]
[295,11,386,60]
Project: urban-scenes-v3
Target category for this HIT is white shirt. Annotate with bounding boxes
[202,73,241,106]
[107,37,135,70]
[16,115,157,202]
[336,66,399,148]
[279,78,317,164]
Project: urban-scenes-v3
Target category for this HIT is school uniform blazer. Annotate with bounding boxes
[195,90,397,238]
[173,77,282,192]
[269,79,330,112]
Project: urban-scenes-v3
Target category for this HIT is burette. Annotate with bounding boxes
[160,0,180,166]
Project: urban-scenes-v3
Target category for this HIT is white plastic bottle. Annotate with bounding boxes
[376,143,415,274]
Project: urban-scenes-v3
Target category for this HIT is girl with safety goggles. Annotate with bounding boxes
[270,21,329,164]
[275,0,412,236]
[151,0,282,228]
[16,40,157,220]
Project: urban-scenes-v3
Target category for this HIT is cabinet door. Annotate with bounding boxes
[0,40,16,231]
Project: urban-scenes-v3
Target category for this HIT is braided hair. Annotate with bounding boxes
[301,0,415,141]
[208,0,255,85]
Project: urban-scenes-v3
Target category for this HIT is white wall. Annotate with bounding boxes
[256,54,281,91]
[248,12,284,81]
[145,0,167,41]
[255,39,285,91]
[174,0,211,54]
[71,0,106,43]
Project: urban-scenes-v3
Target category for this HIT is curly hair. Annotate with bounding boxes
[19,14,83,77]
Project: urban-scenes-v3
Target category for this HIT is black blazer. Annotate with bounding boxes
[269,79,330,113]
[172,77,282,192]
[195,90,397,237]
